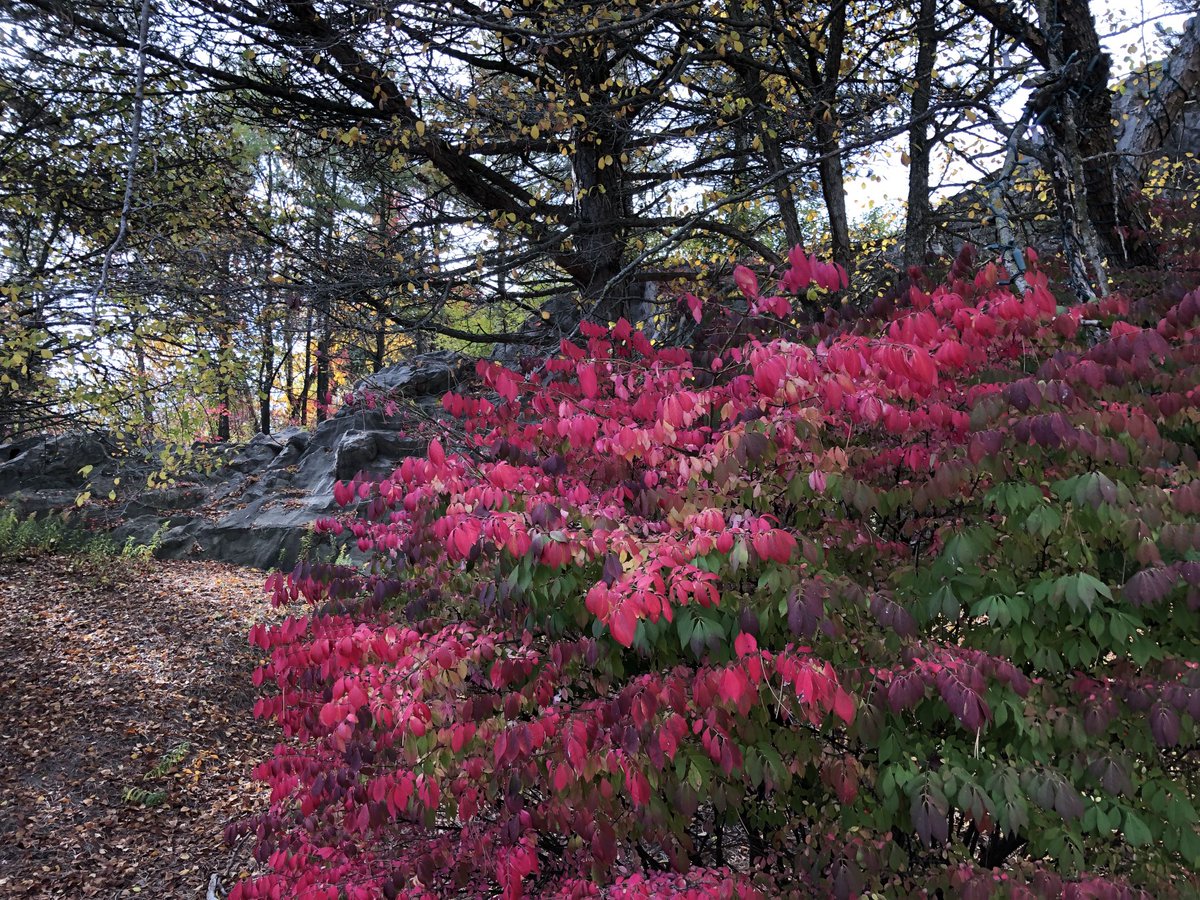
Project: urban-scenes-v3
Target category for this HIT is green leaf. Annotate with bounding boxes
[676,610,695,650]
[1123,810,1152,848]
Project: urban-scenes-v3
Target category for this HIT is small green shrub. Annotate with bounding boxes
[0,508,160,562]
[148,742,191,778]
[122,786,167,808]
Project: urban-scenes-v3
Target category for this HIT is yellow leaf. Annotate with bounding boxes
[415,120,426,137]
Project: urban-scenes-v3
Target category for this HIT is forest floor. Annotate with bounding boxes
[0,553,279,899]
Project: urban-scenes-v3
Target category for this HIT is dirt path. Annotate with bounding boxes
[0,554,278,899]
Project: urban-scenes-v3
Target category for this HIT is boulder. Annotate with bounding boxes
[352,350,471,400]
[0,432,110,493]
[335,431,378,480]
[0,352,478,569]
[226,432,284,473]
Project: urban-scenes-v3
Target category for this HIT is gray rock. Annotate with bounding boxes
[0,352,477,569]
[335,431,378,480]
[119,484,208,519]
[352,350,471,400]
[0,432,110,493]
[227,432,284,473]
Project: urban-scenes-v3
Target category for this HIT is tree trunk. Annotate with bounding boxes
[763,130,804,250]
[814,1,850,267]
[314,304,330,423]
[1113,16,1200,184]
[258,307,273,434]
[314,164,334,423]
[722,30,805,251]
[373,305,386,374]
[958,0,1169,268]
[904,0,938,269]
[215,310,232,442]
[1027,0,1113,295]
[133,321,153,435]
[299,305,313,426]
[1054,0,1156,267]
[569,57,635,323]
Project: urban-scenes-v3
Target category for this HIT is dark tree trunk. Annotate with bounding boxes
[314,296,330,424]
[299,305,313,426]
[960,0,1160,271]
[569,57,635,323]
[905,0,938,269]
[723,31,805,250]
[373,311,386,374]
[215,311,232,442]
[763,131,804,251]
[814,1,850,267]
[1054,0,1156,267]
[258,308,273,434]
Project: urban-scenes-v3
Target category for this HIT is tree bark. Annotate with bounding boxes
[1113,16,1200,184]
[258,307,273,435]
[814,0,850,267]
[904,0,938,269]
[1054,0,1156,267]
[722,35,805,250]
[314,302,330,423]
[215,310,232,442]
[959,0,1160,269]
[298,305,313,426]
[568,51,636,322]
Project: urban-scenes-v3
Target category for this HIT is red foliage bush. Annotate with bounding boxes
[232,245,1200,898]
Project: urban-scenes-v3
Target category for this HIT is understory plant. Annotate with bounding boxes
[235,244,1200,898]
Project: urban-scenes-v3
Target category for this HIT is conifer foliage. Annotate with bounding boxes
[235,246,1200,898]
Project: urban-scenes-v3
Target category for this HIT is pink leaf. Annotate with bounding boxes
[733,264,760,300]
[578,362,598,399]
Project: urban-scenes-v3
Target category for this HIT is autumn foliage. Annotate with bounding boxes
[233,245,1200,898]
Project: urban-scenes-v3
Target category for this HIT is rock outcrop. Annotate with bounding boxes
[0,351,472,569]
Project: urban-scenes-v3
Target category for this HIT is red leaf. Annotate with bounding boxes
[578,362,598,399]
[832,687,856,725]
[628,769,650,806]
[553,764,571,793]
[780,245,812,293]
[333,480,355,507]
[908,349,937,386]
[733,632,758,657]
[733,264,760,300]
[719,668,747,705]
[609,604,638,647]
[754,356,786,396]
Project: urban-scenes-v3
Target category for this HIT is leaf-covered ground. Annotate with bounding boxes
[0,554,276,898]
